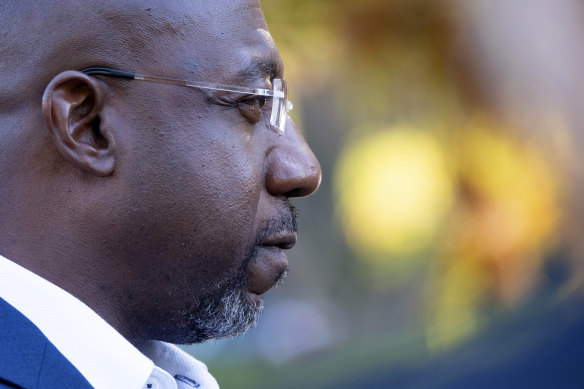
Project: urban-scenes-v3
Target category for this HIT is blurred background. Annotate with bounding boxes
[184,0,584,387]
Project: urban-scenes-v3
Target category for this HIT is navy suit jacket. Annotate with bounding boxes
[0,297,92,389]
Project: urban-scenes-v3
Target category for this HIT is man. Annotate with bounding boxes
[0,0,321,388]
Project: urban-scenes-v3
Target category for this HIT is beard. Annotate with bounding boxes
[177,203,296,344]
[180,259,265,344]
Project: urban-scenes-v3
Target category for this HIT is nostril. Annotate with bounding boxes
[287,187,307,198]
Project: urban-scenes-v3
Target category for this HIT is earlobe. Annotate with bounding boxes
[42,71,115,176]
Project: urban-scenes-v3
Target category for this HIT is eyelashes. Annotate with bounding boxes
[239,95,267,111]
[237,95,271,125]
[213,93,272,127]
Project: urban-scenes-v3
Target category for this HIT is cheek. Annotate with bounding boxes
[131,117,265,268]
[182,125,263,238]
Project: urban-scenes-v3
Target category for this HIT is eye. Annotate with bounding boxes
[237,95,268,124]
[239,95,267,110]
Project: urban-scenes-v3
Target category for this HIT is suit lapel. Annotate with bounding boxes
[0,298,93,389]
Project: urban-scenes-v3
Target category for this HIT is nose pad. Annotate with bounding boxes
[264,119,322,198]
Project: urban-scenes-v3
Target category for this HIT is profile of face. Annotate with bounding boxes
[66,0,322,344]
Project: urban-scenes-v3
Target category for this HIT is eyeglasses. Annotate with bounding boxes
[81,67,293,134]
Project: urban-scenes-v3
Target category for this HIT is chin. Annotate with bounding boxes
[161,230,290,344]
[180,287,264,344]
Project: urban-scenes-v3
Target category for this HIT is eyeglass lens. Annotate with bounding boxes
[270,79,289,134]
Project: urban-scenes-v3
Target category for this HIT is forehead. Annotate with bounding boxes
[132,0,282,82]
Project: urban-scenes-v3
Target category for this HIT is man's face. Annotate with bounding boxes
[101,0,321,343]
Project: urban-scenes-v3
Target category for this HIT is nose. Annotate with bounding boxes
[265,118,322,198]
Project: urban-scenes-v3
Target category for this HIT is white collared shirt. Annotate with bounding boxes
[0,254,219,389]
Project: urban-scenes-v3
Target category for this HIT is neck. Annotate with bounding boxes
[0,222,139,343]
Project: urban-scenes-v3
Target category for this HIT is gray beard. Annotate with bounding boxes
[180,203,295,344]
[186,275,264,343]
[180,259,288,344]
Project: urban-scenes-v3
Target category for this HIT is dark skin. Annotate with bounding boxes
[0,0,321,344]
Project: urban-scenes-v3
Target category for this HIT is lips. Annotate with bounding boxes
[246,232,297,295]
[260,232,297,250]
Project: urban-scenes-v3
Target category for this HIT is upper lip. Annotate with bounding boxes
[261,232,297,250]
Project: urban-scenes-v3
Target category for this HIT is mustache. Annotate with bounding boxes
[254,201,298,246]
[236,201,297,284]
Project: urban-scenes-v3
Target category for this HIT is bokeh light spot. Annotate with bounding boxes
[335,126,454,260]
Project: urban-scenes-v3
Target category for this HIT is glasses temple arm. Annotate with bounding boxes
[80,67,279,97]
[81,67,136,79]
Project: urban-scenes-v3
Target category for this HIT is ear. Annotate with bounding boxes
[42,71,115,176]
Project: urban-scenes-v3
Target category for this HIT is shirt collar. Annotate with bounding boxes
[138,341,219,389]
[0,254,154,388]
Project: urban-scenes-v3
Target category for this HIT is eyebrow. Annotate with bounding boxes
[236,57,282,83]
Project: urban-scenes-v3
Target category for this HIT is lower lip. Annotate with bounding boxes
[246,245,289,295]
